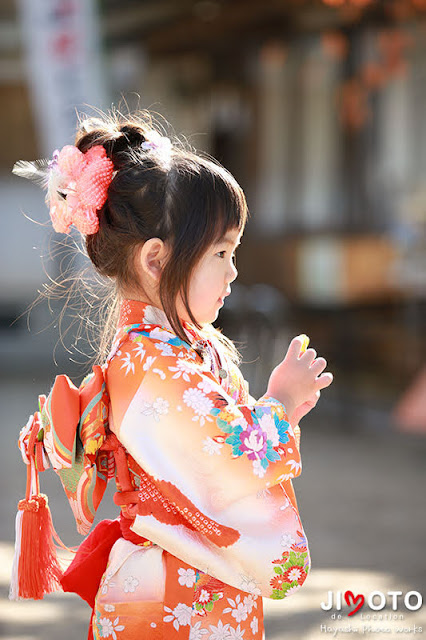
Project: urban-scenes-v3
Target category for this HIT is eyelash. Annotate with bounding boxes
[217,251,237,262]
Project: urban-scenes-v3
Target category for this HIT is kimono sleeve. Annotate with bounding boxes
[108,335,302,511]
[107,334,311,598]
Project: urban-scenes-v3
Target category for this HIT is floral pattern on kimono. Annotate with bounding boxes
[89,299,311,638]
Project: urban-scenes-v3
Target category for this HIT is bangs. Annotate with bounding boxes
[211,169,248,244]
[186,155,248,248]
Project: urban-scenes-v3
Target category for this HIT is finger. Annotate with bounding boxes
[310,357,327,375]
[286,336,305,359]
[315,372,333,389]
[301,348,317,365]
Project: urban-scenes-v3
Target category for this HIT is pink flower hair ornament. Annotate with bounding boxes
[12,144,115,235]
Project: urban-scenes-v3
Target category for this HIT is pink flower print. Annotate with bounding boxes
[239,424,267,461]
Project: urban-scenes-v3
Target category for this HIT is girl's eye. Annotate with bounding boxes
[217,251,237,262]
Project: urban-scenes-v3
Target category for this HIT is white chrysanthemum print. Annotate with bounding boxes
[143,355,156,371]
[98,616,125,639]
[104,604,115,613]
[163,602,193,631]
[132,343,146,362]
[189,620,209,639]
[150,327,175,341]
[202,436,223,455]
[286,567,304,582]
[258,413,279,447]
[239,574,261,596]
[99,617,113,637]
[250,616,258,635]
[183,387,214,426]
[252,459,266,478]
[154,341,175,356]
[169,359,198,381]
[120,352,135,376]
[141,397,169,421]
[230,416,249,430]
[177,567,197,587]
[207,619,231,640]
[197,378,214,394]
[227,624,245,639]
[123,575,139,593]
[198,588,211,603]
[280,533,295,550]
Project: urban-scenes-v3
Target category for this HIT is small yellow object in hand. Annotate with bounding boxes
[299,334,310,354]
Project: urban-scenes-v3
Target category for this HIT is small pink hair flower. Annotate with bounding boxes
[48,145,114,235]
[141,130,172,154]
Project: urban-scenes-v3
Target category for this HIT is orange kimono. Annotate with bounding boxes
[15,298,311,640]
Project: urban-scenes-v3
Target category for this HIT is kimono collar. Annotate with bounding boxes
[117,298,208,347]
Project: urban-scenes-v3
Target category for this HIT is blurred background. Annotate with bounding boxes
[0,0,425,639]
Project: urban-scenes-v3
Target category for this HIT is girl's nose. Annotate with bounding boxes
[228,262,238,282]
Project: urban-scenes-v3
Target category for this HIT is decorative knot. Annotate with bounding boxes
[18,494,48,512]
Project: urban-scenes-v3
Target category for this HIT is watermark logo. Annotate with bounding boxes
[321,590,423,617]
[319,590,423,636]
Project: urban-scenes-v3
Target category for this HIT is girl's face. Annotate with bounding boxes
[177,227,242,325]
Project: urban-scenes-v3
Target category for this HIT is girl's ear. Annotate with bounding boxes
[137,238,169,283]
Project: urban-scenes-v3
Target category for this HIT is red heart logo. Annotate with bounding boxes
[345,590,365,616]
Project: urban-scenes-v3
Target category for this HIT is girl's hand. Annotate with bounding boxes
[266,335,333,422]
[290,390,320,426]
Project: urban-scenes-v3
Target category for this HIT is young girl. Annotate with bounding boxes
[11,109,333,640]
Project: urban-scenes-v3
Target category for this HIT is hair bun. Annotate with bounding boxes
[118,124,146,149]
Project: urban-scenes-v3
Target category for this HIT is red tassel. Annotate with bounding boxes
[9,414,64,600]
[14,491,63,599]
